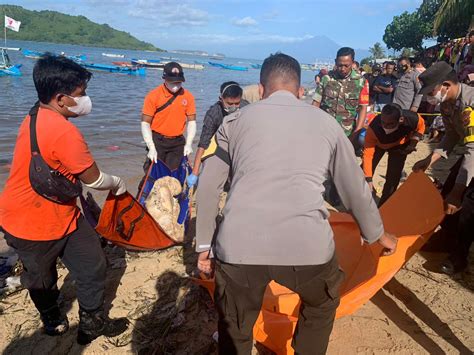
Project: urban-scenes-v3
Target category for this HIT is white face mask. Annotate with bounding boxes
[66,95,92,116]
[426,95,439,105]
[382,126,399,135]
[165,82,182,93]
[428,87,449,105]
[224,106,239,114]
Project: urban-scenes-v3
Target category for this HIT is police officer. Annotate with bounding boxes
[413,62,474,275]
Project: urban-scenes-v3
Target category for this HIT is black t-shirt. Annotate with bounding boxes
[373,74,398,104]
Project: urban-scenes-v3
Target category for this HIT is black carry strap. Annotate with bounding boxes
[154,88,183,115]
[116,198,145,241]
[29,101,41,154]
[215,145,231,166]
[28,101,82,204]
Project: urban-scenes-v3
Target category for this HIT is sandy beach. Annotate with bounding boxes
[0,140,473,354]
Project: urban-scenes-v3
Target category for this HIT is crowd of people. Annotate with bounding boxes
[0,35,472,353]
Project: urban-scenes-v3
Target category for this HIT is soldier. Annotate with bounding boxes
[312,47,369,144]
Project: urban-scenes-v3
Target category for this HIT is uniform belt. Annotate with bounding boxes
[154,132,183,139]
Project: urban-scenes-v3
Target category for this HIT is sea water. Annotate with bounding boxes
[0,40,319,187]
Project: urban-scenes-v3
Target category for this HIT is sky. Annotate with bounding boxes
[7,0,423,58]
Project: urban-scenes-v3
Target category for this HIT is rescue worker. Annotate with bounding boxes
[0,55,128,344]
[363,103,425,205]
[140,62,196,171]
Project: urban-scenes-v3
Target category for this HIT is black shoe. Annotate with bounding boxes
[40,306,69,336]
[440,257,468,275]
[77,308,129,345]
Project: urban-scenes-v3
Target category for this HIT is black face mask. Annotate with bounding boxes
[398,64,409,73]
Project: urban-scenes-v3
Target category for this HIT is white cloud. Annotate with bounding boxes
[232,16,258,27]
[128,1,209,27]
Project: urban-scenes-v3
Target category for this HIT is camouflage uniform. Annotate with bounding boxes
[313,69,368,136]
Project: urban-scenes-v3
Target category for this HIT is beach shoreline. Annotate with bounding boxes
[0,141,473,354]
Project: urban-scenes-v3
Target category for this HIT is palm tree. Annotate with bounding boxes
[434,0,474,37]
[369,42,386,59]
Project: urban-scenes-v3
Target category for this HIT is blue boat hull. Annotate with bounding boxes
[84,63,146,76]
[0,64,22,76]
[23,50,86,62]
[222,64,248,71]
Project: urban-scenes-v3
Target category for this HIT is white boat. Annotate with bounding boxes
[102,53,125,58]
[161,61,204,70]
[0,47,21,51]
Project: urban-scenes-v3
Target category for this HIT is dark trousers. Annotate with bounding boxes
[3,216,106,313]
[456,183,474,261]
[138,133,185,195]
[372,146,408,206]
[214,254,344,355]
[152,132,185,171]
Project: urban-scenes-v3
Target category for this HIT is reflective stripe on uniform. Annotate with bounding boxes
[463,107,474,144]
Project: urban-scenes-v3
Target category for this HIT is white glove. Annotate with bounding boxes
[184,120,196,156]
[113,177,127,195]
[184,144,193,156]
[147,146,158,163]
[141,121,157,163]
[85,171,127,196]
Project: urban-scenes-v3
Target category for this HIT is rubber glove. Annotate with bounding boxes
[184,120,196,156]
[141,121,157,163]
[186,173,198,188]
[85,171,127,196]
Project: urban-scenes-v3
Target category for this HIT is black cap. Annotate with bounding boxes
[372,64,382,72]
[418,62,454,95]
[162,62,185,82]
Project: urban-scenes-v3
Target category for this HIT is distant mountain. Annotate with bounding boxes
[204,35,370,63]
[0,4,162,51]
[277,35,371,63]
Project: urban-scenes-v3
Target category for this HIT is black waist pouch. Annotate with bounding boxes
[28,102,82,204]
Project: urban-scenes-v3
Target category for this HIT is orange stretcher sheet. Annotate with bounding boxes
[193,172,445,354]
[96,192,176,251]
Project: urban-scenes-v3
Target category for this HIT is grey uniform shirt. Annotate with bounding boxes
[195,90,384,266]
[392,70,422,110]
[434,84,474,186]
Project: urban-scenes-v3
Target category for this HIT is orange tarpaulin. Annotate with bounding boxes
[96,192,176,251]
[193,172,445,354]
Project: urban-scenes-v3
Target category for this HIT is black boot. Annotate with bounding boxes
[440,256,468,275]
[77,308,129,345]
[40,305,69,336]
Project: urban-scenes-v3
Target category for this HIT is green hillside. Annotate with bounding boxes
[1,4,163,51]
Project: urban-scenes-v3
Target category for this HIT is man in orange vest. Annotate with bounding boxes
[140,62,196,170]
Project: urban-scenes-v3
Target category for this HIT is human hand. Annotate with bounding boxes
[410,107,418,113]
[197,250,213,275]
[412,157,431,172]
[377,232,398,256]
[184,144,193,156]
[400,144,417,155]
[444,187,464,215]
[186,173,198,188]
[147,146,158,163]
[112,176,127,196]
